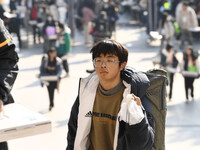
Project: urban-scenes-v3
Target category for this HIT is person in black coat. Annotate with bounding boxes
[182,46,199,102]
[9,0,17,13]
[66,40,154,150]
[0,19,19,150]
[40,48,62,111]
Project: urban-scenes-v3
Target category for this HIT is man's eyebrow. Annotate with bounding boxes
[107,55,115,58]
[107,56,116,59]
[97,55,115,58]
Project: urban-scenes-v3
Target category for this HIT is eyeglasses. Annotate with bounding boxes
[93,58,120,68]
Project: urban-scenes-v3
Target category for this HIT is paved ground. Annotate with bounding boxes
[4,13,200,150]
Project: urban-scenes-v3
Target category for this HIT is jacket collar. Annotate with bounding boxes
[81,67,150,99]
[121,67,150,98]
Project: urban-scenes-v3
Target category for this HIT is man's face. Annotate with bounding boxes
[182,5,187,11]
[168,48,173,53]
[186,48,192,55]
[49,51,57,59]
[59,27,63,33]
[94,53,126,82]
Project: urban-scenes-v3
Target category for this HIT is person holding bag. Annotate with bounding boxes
[66,40,154,150]
[43,14,57,53]
[181,46,199,102]
[40,48,62,111]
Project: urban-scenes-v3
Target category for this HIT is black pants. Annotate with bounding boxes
[0,142,8,150]
[32,25,41,44]
[184,77,195,99]
[7,18,22,48]
[47,81,57,107]
[180,29,193,49]
[169,73,174,99]
[63,60,69,74]
[58,55,69,74]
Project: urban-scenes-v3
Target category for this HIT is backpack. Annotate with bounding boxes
[144,69,168,150]
[87,68,168,149]
[120,68,168,150]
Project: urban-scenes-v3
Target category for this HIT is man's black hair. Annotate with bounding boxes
[58,22,64,30]
[90,39,128,65]
[48,47,56,53]
[166,43,173,51]
[182,1,189,6]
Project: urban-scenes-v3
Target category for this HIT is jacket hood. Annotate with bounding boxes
[121,67,150,98]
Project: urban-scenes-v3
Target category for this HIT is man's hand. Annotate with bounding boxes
[0,99,3,112]
[126,94,142,106]
[132,94,142,106]
[120,94,144,125]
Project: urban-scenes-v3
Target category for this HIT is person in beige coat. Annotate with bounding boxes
[176,1,198,49]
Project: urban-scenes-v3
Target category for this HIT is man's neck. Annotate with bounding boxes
[99,77,121,91]
[99,80,124,96]
[50,57,54,62]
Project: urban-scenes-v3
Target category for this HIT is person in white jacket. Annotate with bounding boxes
[66,40,154,150]
[159,10,175,51]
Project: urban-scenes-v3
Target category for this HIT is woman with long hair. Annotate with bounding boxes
[182,46,199,102]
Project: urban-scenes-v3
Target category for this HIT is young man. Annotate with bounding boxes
[66,40,154,150]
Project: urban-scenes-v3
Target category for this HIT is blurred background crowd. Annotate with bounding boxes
[1,0,200,149]
[0,0,200,103]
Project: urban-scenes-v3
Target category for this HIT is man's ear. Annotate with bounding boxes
[120,62,127,71]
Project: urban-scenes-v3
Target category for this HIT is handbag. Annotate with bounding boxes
[188,66,197,72]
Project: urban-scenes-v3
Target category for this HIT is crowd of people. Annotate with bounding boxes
[156,0,200,103]
[0,0,63,48]
[0,0,122,115]
[75,0,120,44]
[0,0,121,48]
[158,0,199,51]
[160,43,200,103]
[1,0,200,150]
[0,0,72,112]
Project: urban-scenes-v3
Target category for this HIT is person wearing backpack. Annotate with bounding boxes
[161,44,178,101]
[181,46,199,102]
[66,40,154,150]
